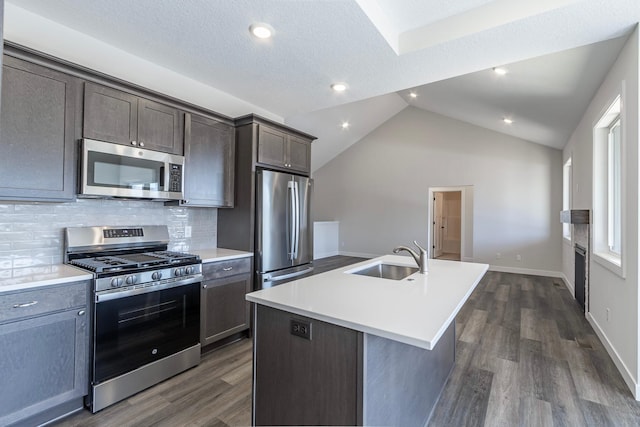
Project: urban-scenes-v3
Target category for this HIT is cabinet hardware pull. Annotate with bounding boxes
[131,140,137,146]
[13,301,38,308]
[139,141,145,147]
[78,310,86,316]
[223,267,233,271]
[202,284,207,289]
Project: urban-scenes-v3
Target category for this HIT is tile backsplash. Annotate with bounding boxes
[0,199,217,274]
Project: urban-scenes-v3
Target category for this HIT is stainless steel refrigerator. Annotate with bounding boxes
[256,169,313,289]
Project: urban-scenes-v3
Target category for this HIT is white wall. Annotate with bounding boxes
[313,106,563,273]
[562,28,640,397]
[313,221,340,260]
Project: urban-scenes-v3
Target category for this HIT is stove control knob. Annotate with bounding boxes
[110,277,124,288]
[185,266,194,275]
[152,272,163,281]
[125,275,137,285]
[174,268,185,277]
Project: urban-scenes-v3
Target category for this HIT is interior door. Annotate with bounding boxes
[433,192,444,258]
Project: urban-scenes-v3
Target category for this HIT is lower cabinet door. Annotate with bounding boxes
[0,308,88,426]
[200,274,251,347]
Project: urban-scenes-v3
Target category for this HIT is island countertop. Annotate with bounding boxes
[246,255,488,350]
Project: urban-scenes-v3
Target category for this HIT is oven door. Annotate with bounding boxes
[93,281,200,384]
[81,138,184,200]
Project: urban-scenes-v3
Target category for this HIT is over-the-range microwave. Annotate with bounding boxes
[79,138,185,200]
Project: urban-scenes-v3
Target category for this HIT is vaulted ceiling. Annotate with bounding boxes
[5,0,640,171]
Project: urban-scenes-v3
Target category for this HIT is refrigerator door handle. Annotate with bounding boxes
[293,181,300,259]
[288,180,296,260]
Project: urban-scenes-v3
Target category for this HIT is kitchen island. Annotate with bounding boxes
[246,255,488,426]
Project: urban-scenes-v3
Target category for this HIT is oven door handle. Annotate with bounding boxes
[95,274,203,303]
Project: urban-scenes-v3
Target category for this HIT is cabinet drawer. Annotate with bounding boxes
[203,257,252,280]
[0,281,89,324]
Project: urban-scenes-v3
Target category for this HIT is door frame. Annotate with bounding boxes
[427,186,474,261]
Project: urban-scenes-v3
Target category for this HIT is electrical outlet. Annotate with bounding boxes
[290,319,312,340]
[184,226,192,238]
[496,253,501,260]
[606,308,610,322]
[516,254,522,262]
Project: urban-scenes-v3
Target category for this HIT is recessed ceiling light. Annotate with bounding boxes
[331,83,347,92]
[341,121,350,129]
[493,67,508,76]
[503,117,513,124]
[249,23,274,39]
[409,92,418,98]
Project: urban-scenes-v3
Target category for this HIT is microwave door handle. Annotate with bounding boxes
[159,166,165,189]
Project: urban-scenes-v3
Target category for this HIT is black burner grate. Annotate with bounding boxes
[70,251,200,273]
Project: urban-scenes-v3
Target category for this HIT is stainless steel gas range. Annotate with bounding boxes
[65,225,202,413]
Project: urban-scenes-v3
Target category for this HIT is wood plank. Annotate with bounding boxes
[446,367,494,426]
[483,358,519,427]
[519,396,553,427]
[459,309,488,343]
[520,308,541,341]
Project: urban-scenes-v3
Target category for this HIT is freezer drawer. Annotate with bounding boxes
[259,264,314,289]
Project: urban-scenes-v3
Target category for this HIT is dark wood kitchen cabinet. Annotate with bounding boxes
[83,82,184,155]
[200,257,252,347]
[176,113,235,207]
[0,55,80,201]
[0,280,90,427]
[257,123,312,174]
[254,305,361,426]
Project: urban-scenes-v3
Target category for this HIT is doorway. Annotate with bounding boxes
[428,186,473,262]
[433,191,462,261]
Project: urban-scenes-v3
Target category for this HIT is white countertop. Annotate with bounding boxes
[0,264,93,294]
[191,248,253,263]
[246,255,488,350]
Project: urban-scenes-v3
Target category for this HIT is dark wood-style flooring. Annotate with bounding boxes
[429,271,640,426]
[56,259,640,426]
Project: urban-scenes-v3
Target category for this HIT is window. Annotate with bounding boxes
[562,158,572,240]
[593,94,623,275]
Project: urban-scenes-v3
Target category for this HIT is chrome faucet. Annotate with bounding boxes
[393,241,428,274]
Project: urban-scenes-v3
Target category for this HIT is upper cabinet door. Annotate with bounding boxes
[137,98,183,155]
[287,135,311,174]
[257,125,287,169]
[83,82,138,146]
[181,113,235,207]
[0,56,80,201]
[84,83,184,155]
[257,124,312,174]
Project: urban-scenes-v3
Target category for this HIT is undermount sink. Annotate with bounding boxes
[349,263,418,280]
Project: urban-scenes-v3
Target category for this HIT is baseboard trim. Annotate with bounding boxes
[488,265,563,278]
[313,251,340,260]
[586,312,640,400]
[338,251,377,258]
[559,272,574,296]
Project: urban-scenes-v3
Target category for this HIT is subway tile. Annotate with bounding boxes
[0,199,218,268]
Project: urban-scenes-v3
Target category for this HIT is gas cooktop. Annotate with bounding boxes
[70,250,200,273]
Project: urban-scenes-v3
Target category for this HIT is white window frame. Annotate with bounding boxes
[607,118,621,255]
[562,157,572,242]
[593,92,624,277]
